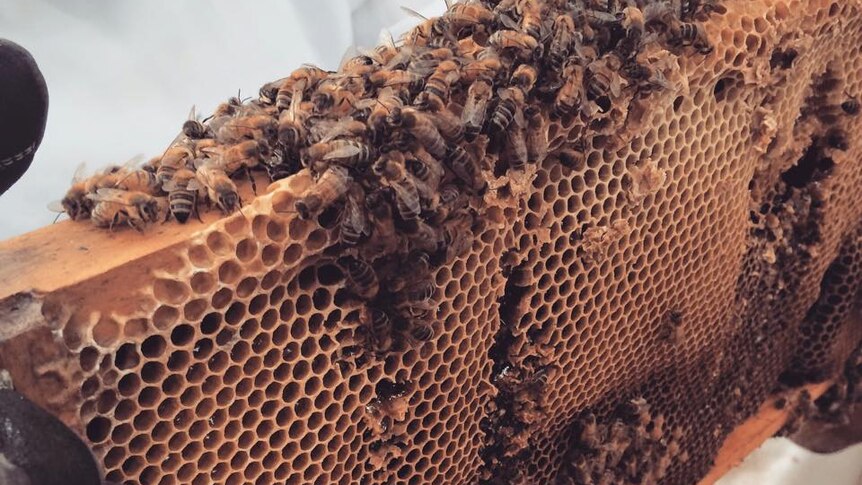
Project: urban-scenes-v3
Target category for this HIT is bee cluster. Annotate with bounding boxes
[54,0,727,359]
[560,399,685,485]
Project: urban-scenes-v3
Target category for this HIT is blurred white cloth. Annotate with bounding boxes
[0,0,442,239]
[718,438,862,485]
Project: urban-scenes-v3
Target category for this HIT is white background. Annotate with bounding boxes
[0,0,437,239]
[0,1,860,483]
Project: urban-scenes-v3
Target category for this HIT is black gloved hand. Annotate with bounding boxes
[0,39,48,196]
[0,389,101,485]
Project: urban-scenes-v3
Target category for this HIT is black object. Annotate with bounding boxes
[0,39,48,196]
[0,389,101,485]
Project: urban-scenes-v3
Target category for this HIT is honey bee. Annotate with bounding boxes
[363,189,404,258]
[293,165,352,219]
[409,322,435,343]
[367,30,401,67]
[616,6,646,59]
[259,77,288,105]
[364,306,394,355]
[338,48,377,78]
[446,144,484,192]
[162,168,203,223]
[401,6,454,48]
[195,164,241,214]
[462,79,492,141]
[489,87,525,134]
[373,154,422,228]
[488,30,540,59]
[212,92,244,117]
[504,110,528,171]
[365,88,405,141]
[340,185,371,246]
[394,107,448,159]
[577,413,601,449]
[407,147,445,191]
[512,64,538,94]
[429,184,466,224]
[462,50,504,84]
[157,141,196,187]
[586,57,623,112]
[842,93,860,115]
[275,64,330,111]
[312,79,358,116]
[524,106,548,166]
[554,62,586,116]
[112,166,160,195]
[303,139,376,173]
[515,0,544,40]
[681,0,727,20]
[307,118,368,145]
[548,14,575,70]
[263,148,297,182]
[86,188,161,232]
[431,108,465,144]
[621,59,672,96]
[396,280,436,319]
[277,95,310,152]
[415,59,460,111]
[447,1,495,34]
[338,255,380,300]
[671,22,713,54]
[387,250,433,293]
[182,105,210,140]
[408,47,455,77]
[49,163,96,220]
[438,210,475,261]
[216,114,277,144]
[204,139,266,192]
[375,69,425,95]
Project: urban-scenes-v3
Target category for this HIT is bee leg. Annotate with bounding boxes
[246,167,258,195]
[194,202,204,223]
[110,212,123,232]
[163,208,172,223]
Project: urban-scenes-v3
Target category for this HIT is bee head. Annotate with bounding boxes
[62,195,85,221]
[135,198,160,224]
[386,106,403,127]
[294,194,321,219]
[312,92,334,113]
[259,84,278,104]
[219,191,240,213]
[182,120,206,139]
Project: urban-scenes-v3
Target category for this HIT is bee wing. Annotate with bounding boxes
[498,14,520,31]
[513,107,525,127]
[71,162,88,182]
[585,8,620,23]
[47,200,66,213]
[89,188,131,204]
[339,45,361,72]
[187,104,197,121]
[380,29,399,49]
[322,144,362,161]
[120,154,146,170]
[162,178,178,192]
[400,6,429,20]
[199,146,223,159]
[186,179,203,191]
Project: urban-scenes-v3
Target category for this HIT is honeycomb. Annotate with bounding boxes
[3,0,862,484]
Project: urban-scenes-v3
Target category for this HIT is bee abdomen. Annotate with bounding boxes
[169,191,196,223]
[489,99,516,134]
[341,256,379,300]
